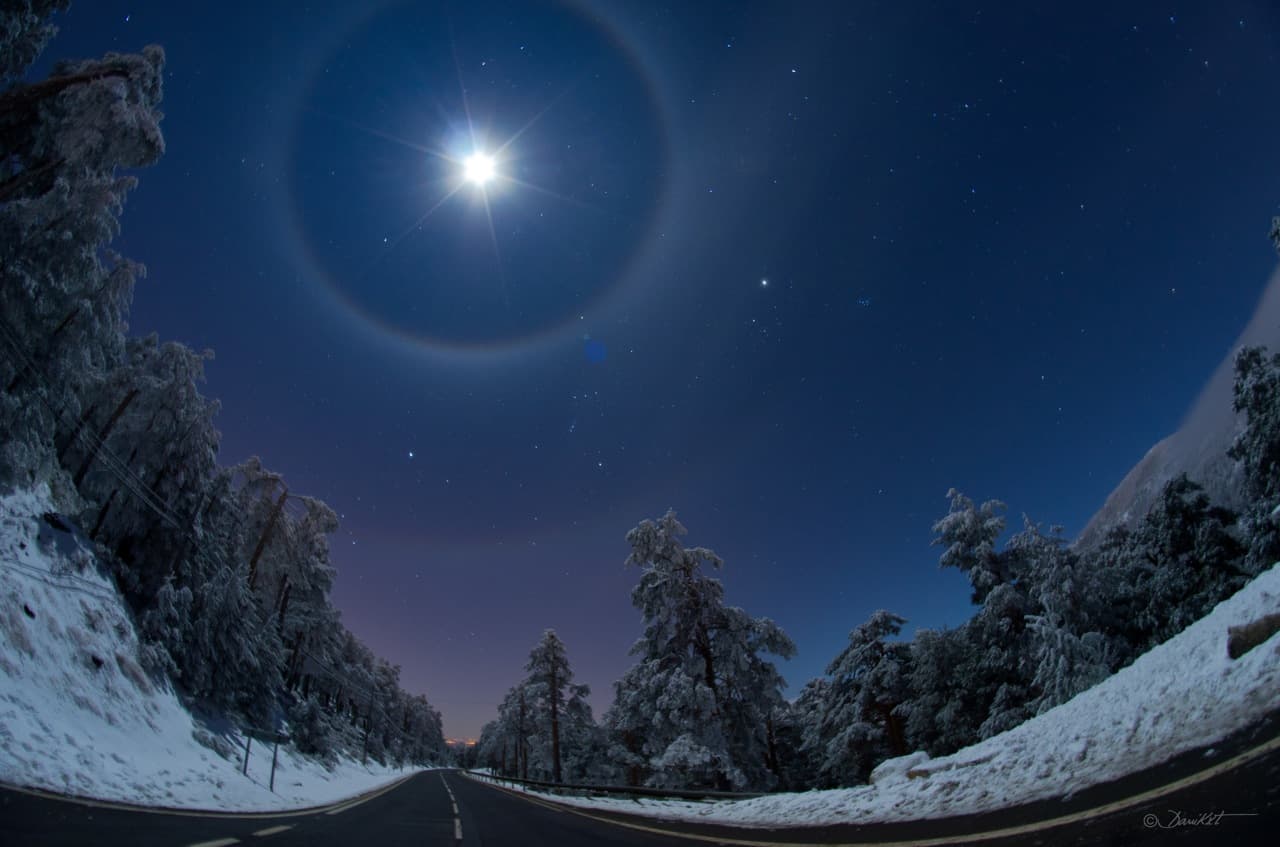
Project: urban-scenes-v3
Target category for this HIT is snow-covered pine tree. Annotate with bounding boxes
[477,634,604,782]
[133,466,280,727]
[932,489,1010,603]
[900,625,983,755]
[399,694,446,765]
[1009,518,1113,713]
[559,682,607,782]
[525,629,575,783]
[807,610,910,786]
[0,1,69,83]
[1131,475,1246,645]
[72,336,220,590]
[969,582,1035,738]
[1230,345,1280,573]
[929,489,1037,738]
[605,510,795,790]
[775,677,827,789]
[502,683,537,779]
[0,27,165,499]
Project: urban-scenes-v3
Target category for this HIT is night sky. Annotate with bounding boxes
[38,2,1280,739]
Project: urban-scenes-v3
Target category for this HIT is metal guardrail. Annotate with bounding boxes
[464,770,764,801]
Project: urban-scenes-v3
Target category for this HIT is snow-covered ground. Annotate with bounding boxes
[478,561,1280,827]
[0,485,422,811]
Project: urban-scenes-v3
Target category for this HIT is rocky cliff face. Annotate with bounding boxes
[1076,264,1280,549]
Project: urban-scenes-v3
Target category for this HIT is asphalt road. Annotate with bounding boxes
[0,770,691,847]
[2,722,1277,847]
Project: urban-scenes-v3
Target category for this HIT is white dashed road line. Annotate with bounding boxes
[252,824,294,836]
[442,773,462,841]
[187,839,240,847]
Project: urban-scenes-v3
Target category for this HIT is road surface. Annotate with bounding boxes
[2,728,1277,847]
[0,770,691,847]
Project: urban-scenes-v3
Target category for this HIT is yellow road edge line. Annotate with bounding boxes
[463,735,1280,847]
[321,772,421,817]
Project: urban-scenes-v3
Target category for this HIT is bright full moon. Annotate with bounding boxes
[463,152,496,185]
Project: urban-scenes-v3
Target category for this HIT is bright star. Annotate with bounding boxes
[408,451,415,458]
[463,152,496,186]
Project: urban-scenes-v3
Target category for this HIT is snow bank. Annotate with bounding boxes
[488,562,1280,826]
[0,485,421,811]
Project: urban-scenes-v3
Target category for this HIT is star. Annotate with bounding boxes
[761,278,769,287]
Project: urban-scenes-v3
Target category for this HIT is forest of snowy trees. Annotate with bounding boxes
[0,3,446,766]
[478,326,1280,792]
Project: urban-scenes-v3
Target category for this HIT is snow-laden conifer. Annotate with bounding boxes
[605,510,795,790]
[932,489,1009,603]
[0,0,69,83]
[807,610,910,786]
[525,629,574,783]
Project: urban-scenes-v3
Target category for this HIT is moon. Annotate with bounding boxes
[463,152,496,186]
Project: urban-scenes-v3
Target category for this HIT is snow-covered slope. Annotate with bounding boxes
[482,561,1280,826]
[0,485,419,811]
[1077,264,1280,549]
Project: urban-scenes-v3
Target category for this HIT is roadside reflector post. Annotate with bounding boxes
[243,735,252,776]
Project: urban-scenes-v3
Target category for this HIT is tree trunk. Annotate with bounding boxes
[167,483,214,578]
[361,693,374,764]
[247,487,289,589]
[93,410,160,543]
[73,387,139,488]
[90,488,118,540]
[276,581,292,629]
[879,702,906,757]
[518,689,529,780]
[765,714,780,782]
[549,665,562,783]
[57,401,99,463]
[696,627,719,706]
[6,304,78,393]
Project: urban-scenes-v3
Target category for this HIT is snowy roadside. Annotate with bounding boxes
[479,562,1280,827]
[0,485,425,812]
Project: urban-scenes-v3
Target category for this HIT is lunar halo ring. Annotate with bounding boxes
[283,0,673,366]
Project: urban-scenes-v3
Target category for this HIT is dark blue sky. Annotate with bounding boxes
[42,1,1280,738]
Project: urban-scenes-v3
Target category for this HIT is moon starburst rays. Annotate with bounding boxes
[463,152,496,185]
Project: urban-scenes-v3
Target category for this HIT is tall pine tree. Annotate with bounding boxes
[605,510,794,790]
